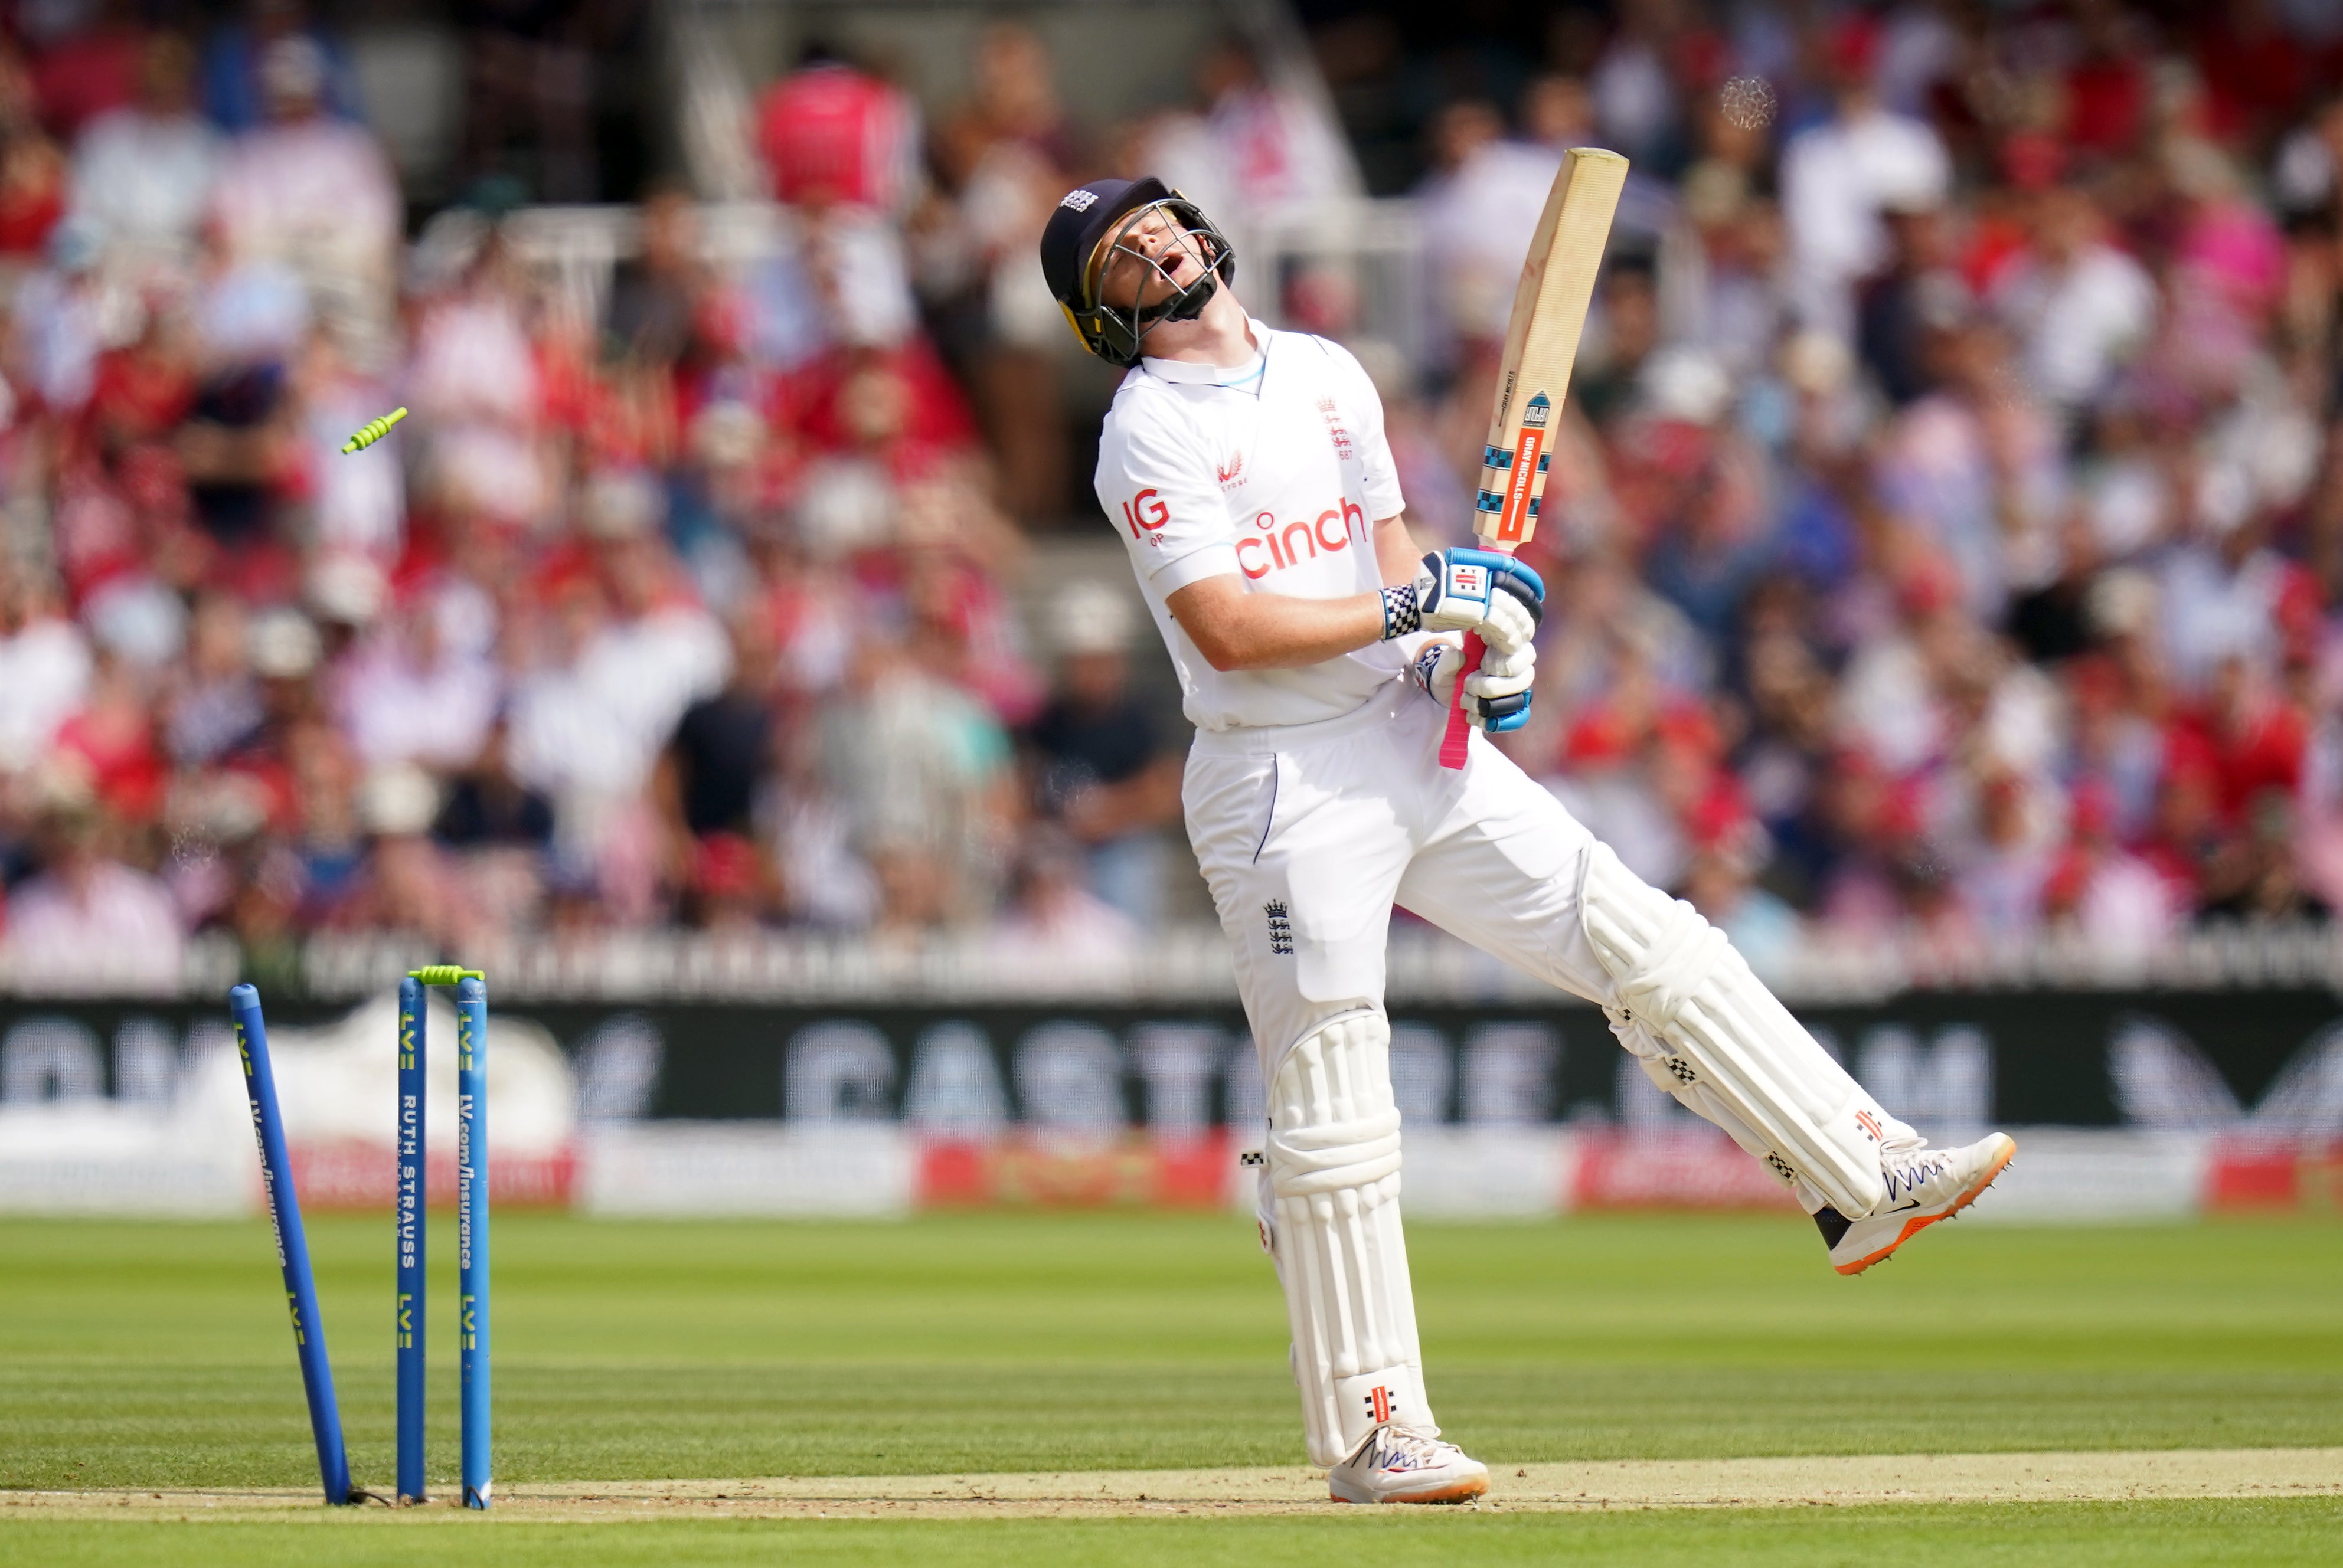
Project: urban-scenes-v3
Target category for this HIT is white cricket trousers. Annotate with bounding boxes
[1183,679,1623,1089]
[1185,679,1891,1464]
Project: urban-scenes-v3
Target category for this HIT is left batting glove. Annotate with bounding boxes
[1411,634,1536,732]
[1412,548,1545,653]
[1377,548,1545,652]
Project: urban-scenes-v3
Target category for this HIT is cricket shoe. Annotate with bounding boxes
[1328,1423,1489,1505]
[1816,1132,2017,1276]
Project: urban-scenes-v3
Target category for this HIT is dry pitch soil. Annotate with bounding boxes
[10,1447,2342,1521]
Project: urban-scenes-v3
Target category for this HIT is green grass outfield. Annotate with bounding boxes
[5,1502,2342,1568]
[4,1212,2339,1564]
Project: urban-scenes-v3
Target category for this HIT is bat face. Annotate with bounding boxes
[1472,148,1629,554]
[1484,392,1551,548]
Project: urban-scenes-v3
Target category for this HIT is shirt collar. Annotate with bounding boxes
[1139,319,1272,385]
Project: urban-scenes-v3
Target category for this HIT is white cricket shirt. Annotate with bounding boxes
[1094,320,1412,731]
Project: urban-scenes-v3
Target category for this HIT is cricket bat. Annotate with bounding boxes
[1439,146,1628,770]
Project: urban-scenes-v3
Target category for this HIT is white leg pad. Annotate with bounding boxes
[1260,1011,1432,1467]
[1580,842,1893,1217]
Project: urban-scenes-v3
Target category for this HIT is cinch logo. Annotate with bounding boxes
[1120,488,1169,541]
[1235,499,1368,580]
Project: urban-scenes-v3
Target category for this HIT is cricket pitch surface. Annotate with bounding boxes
[12,1448,2342,1520]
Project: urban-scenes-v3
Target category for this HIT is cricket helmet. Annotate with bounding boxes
[1039,177,1235,367]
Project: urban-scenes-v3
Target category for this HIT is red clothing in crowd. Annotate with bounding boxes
[756,61,919,213]
[30,24,139,139]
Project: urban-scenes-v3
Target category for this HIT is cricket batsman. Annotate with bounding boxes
[1039,178,2015,1505]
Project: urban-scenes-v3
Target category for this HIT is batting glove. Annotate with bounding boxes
[1411,634,1536,732]
[1409,548,1544,653]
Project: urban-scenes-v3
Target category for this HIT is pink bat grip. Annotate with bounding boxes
[1437,628,1485,770]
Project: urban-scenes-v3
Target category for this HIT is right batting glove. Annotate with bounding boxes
[1410,548,1544,653]
[1411,634,1537,732]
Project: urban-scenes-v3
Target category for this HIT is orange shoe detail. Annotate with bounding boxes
[1329,1473,1488,1505]
[1834,1136,2017,1276]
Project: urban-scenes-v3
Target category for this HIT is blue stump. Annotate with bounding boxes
[455,974,491,1508]
[396,975,427,1502]
[229,984,354,1505]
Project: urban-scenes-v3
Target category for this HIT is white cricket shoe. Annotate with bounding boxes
[1816,1132,2017,1276]
[1327,1423,1490,1505]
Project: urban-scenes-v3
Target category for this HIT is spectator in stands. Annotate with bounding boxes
[1680,817,1802,981]
[756,40,921,219]
[0,41,66,264]
[27,0,141,143]
[0,564,93,774]
[334,588,499,771]
[505,490,727,926]
[685,830,770,932]
[821,630,1016,937]
[432,716,555,938]
[1414,99,1518,348]
[1023,582,1180,926]
[2043,780,2181,955]
[986,826,1139,973]
[1989,185,2156,420]
[1665,161,1791,384]
[328,761,462,945]
[201,0,360,135]
[1855,188,1965,411]
[459,0,600,204]
[407,224,550,531]
[1185,35,1355,226]
[658,599,780,882]
[1779,14,1950,339]
[69,31,220,276]
[11,214,107,414]
[3,776,183,995]
[210,35,398,349]
[930,22,1077,523]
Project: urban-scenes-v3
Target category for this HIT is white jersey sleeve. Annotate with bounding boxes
[1096,400,1242,596]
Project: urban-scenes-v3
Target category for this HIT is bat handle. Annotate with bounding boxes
[1438,628,1485,770]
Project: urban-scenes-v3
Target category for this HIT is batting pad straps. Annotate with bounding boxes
[1580,843,1893,1218]
[1262,1012,1430,1467]
[1264,1106,1401,1195]
[1604,885,1733,1027]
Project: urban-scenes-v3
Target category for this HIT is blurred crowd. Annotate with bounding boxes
[0,1,2338,994]
[1359,0,2343,971]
